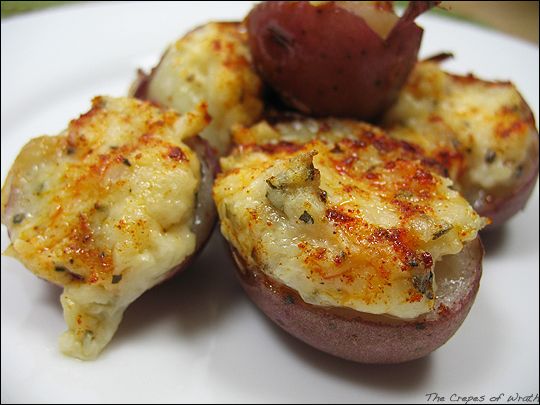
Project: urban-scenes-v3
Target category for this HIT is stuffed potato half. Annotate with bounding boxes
[213,118,487,363]
[245,0,537,228]
[384,61,539,229]
[1,97,218,360]
[131,22,263,156]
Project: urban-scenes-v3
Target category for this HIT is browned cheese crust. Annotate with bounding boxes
[213,118,487,363]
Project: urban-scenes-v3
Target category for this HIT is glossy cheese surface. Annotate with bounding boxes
[214,119,487,319]
[384,61,537,192]
[1,96,207,359]
[145,22,263,155]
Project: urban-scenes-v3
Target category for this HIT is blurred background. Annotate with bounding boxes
[442,1,538,44]
[1,1,539,44]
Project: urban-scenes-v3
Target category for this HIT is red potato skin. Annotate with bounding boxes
[247,1,434,120]
[131,68,152,101]
[231,238,483,364]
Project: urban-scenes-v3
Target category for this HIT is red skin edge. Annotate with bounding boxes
[231,237,483,364]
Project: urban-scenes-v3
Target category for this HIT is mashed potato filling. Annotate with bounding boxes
[142,22,263,155]
[383,61,537,193]
[1,97,208,359]
[214,119,487,319]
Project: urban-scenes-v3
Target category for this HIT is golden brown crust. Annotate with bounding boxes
[383,61,539,229]
[0,97,218,359]
[131,21,263,155]
[215,118,486,324]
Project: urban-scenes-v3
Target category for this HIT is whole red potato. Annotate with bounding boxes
[247,1,438,120]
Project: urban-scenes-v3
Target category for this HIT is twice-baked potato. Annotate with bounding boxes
[131,22,264,155]
[383,61,539,228]
[1,96,218,360]
[244,0,537,228]
[213,118,487,363]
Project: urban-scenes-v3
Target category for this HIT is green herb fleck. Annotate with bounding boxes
[54,266,66,272]
[307,163,316,181]
[412,271,434,298]
[484,149,496,164]
[266,178,278,189]
[35,183,45,195]
[112,274,122,284]
[299,211,314,224]
[432,225,453,240]
[395,190,413,200]
[67,270,84,281]
[12,213,25,224]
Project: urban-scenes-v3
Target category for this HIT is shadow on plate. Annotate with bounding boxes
[21,278,65,340]
[481,196,539,260]
[10,227,242,359]
[480,225,508,258]
[265,314,432,392]
[211,283,502,401]
[37,278,64,307]
[279,284,501,391]
[109,228,244,344]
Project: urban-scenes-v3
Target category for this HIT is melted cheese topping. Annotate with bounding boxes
[1,97,208,359]
[144,22,263,155]
[383,61,538,192]
[214,119,487,319]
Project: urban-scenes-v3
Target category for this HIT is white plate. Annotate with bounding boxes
[1,2,539,403]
